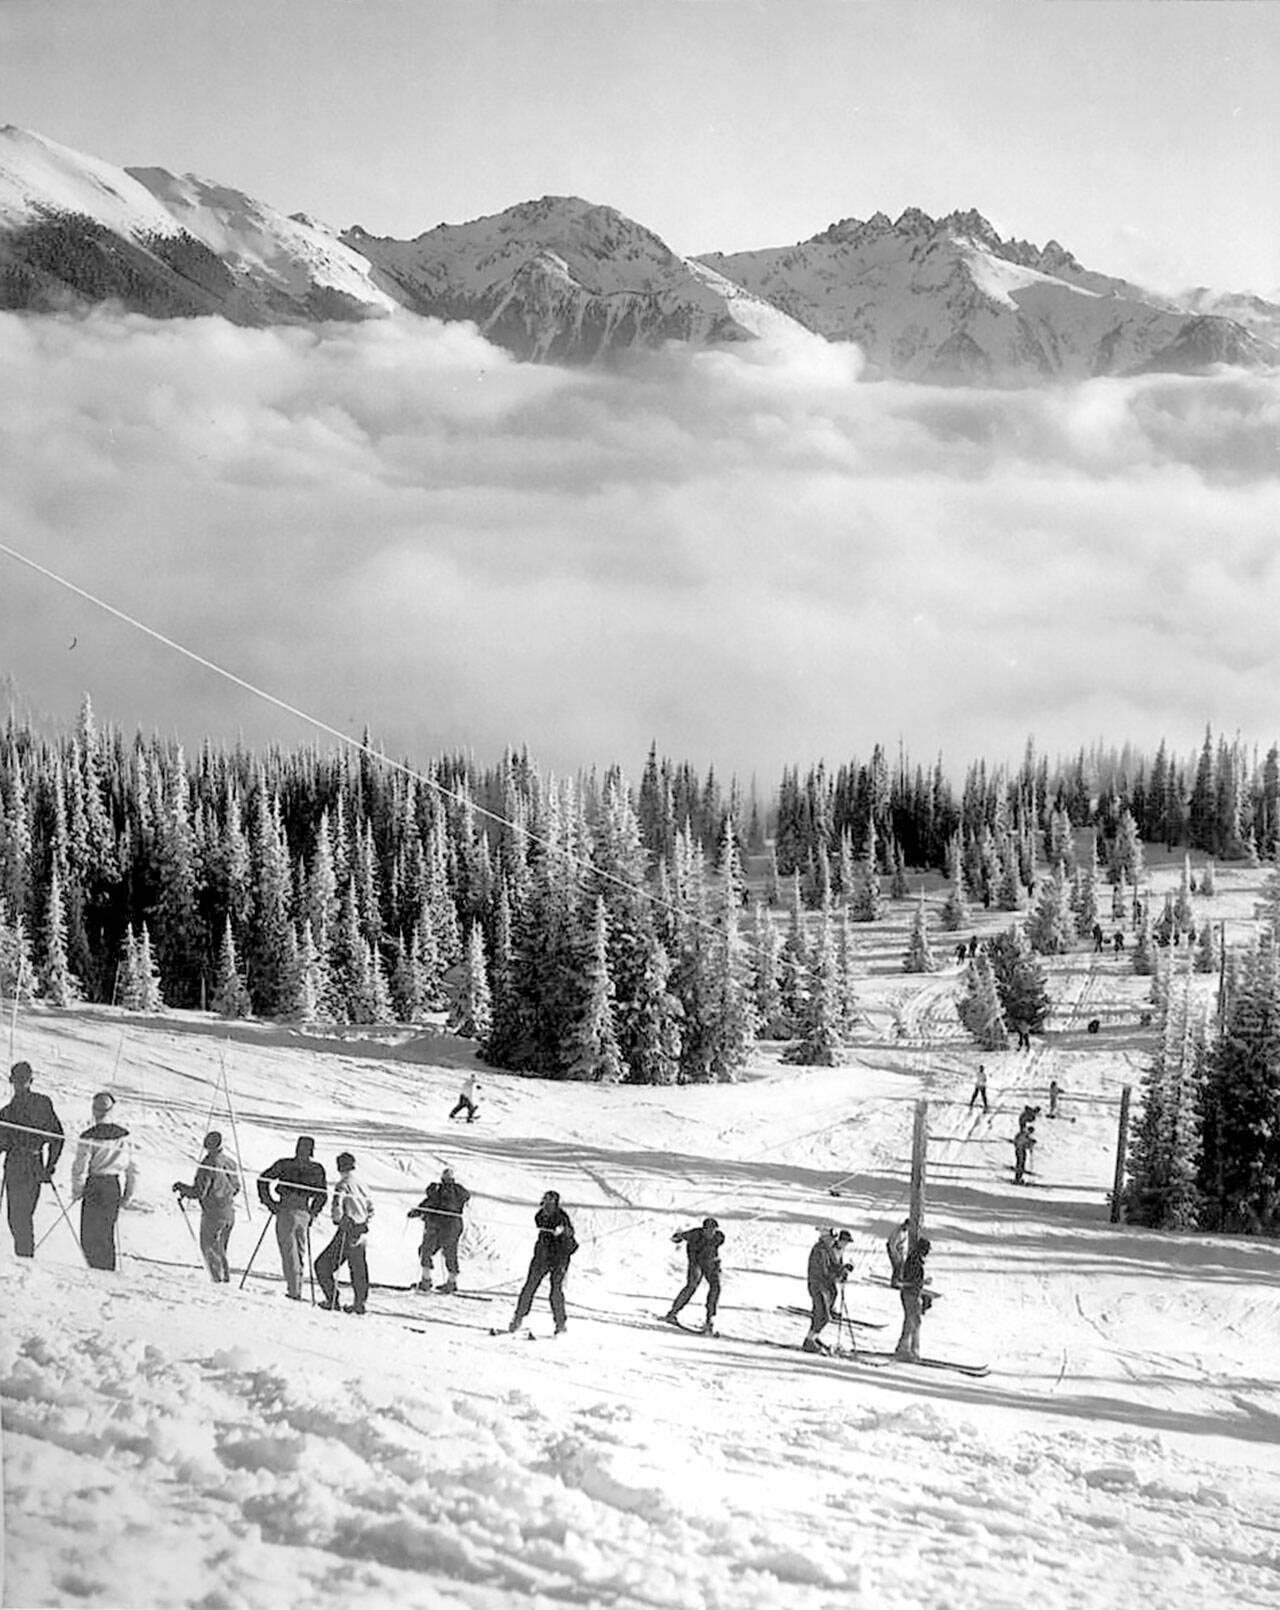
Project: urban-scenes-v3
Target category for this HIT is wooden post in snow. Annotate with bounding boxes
[1110,1084,1132,1224]
[908,1099,928,1245]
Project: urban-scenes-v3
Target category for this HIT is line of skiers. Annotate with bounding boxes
[3,1057,939,1355]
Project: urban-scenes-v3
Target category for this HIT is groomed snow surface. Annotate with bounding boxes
[4,853,1280,1610]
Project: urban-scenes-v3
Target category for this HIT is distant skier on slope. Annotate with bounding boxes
[316,1151,374,1314]
[1012,1122,1036,1185]
[70,1091,138,1271]
[662,1216,724,1333]
[967,1064,989,1112]
[802,1227,851,1354]
[0,1061,64,1259]
[894,1236,934,1361]
[505,1190,577,1335]
[886,1218,910,1287]
[172,1130,240,1283]
[408,1164,471,1292]
[449,1073,480,1123]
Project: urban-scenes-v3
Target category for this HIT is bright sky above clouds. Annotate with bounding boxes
[0,0,1277,294]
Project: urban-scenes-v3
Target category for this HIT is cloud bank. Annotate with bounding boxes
[1,309,1277,781]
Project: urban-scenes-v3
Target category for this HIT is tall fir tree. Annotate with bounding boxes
[957,952,1008,1050]
[567,900,625,1082]
[1027,866,1077,955]
[211,915,252,1018]
[784,903,843,1065]
[902,891,938,973]
[39,867,82,1007]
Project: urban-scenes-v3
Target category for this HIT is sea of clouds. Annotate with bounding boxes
[1,307,1277,780]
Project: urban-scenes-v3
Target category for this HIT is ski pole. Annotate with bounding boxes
[176,1194,201,1254]
[49,1181,91,1267]
[239,1209,274,1290]
[306,1221,316,1305]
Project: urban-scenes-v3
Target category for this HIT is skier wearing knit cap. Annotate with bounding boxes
[662,1216,725,1333]
[70,1091,138,1271]
[173,1131,240,1283]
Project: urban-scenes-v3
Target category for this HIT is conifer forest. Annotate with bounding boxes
[3,703,1280,1234]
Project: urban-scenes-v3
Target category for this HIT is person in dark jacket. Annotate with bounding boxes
[70,1091,138,1271]
[802,1227,851,1354]
[407,1165,471,1292]
[257,1136,327,1300]
[507,1190,576,1334]
[894,1236,933,1361]
[662,1216,724,1332]
[0,1061,64,1258]
[173,1131,240,1283]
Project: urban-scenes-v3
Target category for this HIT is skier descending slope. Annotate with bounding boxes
[662,1216,724,1334]
[501,1190,577,1336]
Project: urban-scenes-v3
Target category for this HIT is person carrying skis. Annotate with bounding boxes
[256,1136,327,1301]
[802,1226,850,1354]
[1012,1121,1036,1185]
[172,1130,239,1283]
[408,1164,471,1292]
[316,1151,373,1314]
[70,1091,138,1271]
[662,1216,724,1333]
[894,1235,933,1361]
[449,1073,480,1124]
[886,1218,910,1287]
[0,1061,64,1259]
[967,1064,989,1112]
[506,1189,577,1335]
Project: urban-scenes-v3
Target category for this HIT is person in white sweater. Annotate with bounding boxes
[316,1151,373,1313]
[70,1091,138,1271]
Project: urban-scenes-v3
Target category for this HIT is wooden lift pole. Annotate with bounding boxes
[1109,1084,1132,1224]
[908,1099,928,1245]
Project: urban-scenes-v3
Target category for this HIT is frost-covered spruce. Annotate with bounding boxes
[211,916,251,1018]
[784,903,843,1066]
[902,891,938,974]
[957,952,1008,1051]
[1027,865,1076,956]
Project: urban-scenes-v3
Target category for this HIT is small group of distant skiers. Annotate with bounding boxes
[964,1062,1064,1184]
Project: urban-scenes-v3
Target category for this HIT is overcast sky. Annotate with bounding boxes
[1,2,1279,787]
[1,0,1277,293]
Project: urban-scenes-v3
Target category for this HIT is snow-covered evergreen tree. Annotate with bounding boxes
[784,903,843,1065]
[889,841,910,900]
[849,818,885,922]
[1126,954,1204,1229]
[902,892,938,973]
[1193,920,1219,975]
[1131,902,1156,976]
[1109,809,1145,888]
[957,952,1008,1050]
[39,868,82,1006]
[136,921,165,1012]
[751,903,784,1034]
[0,897,36,1002]
[939,835,970,931]
[211,916,251,1018]
[454,921,493,1042]
[1027,865,1077,955]
[621,927,682,1086]
[987,925,1052,1036]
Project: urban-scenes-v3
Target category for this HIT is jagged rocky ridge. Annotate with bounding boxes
[1,124,1275,384]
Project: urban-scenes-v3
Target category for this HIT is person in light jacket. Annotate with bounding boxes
[173,1131,240,1283]
[316,1151,373,1314]
[70,1091,138,1271]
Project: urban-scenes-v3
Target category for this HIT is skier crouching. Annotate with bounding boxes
[662,1216,724,1333]
[802,1227,851,1354]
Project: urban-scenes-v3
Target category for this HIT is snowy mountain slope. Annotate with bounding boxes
[4,854,1280,1609]
[698,208,1276,383]
[343,195,800,362]
[0,126,391,324]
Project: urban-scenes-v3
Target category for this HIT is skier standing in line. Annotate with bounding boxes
[662,1216,724,1333]
[894,1236,933,1361]
[449,1073,480,1123]
[70,1091,138,1271]
[408,1164,471,1292]
[1048,1079,1061,1119]
[0,1061,64,1258]
[256,1136,327,1300]
[316,1151,373,1314]
[802,1227,850,1354]
[172,1130,239,1283]
[1012,1121,1036,1185]
[506,1189,577,1335]
[886,1218,910,1287]
[967,1064,989,1112]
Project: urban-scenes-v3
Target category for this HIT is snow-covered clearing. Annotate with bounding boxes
[4,855,1280,1609]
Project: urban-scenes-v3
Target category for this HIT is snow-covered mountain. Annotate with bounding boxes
[698,208,1277,383]
[342,196,798,361]
[0,124,1274,383]
[0,125,394,324]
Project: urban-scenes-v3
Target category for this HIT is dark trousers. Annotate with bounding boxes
[316,1226,370,1310]
[808,1283,835,1336]
[420,1218,463,1278]
[968,1086,989,1111]
[449,1096,477,1122]
[896,1287,924,1359]
[4,1160,43,1257]
[670,1262,720,1322]
[200,1210,234,1282]
[80,1174,122,1270]
[512,1251,568,1329]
